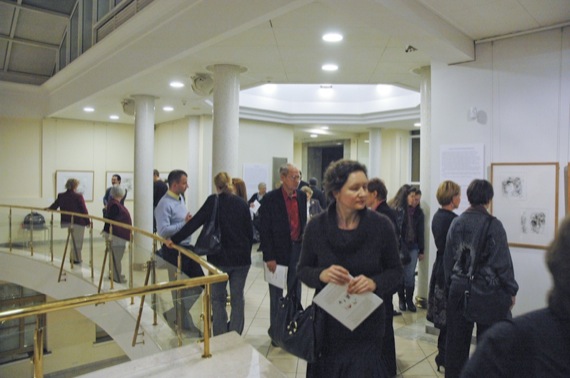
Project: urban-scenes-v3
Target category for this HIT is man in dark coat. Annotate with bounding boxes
[259,163,307,343]
[309,177,327,209]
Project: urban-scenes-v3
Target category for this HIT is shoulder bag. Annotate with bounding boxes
[269,279,325,363]
[194,195,222,256]
[463,216,512,324]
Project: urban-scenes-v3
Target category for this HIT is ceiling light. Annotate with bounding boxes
[109,115,119,120]
[322,64,338,71]
[414,122,421,127]
[83,107,94,112]
[322,33,343,42]
[320,126,329,130]
[364,140,369,143]
[170,81,185,88]
[163,106,174,112]
[310,134,318,138]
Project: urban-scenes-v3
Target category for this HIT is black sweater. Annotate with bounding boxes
[171,193,253,267]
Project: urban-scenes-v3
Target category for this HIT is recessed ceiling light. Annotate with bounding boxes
[414,122,421,127]
[322,33,343,42]
[109,115,119,120]
[163,106,174,112]
[83,107,94,112]
[364,140,370,143]
[170,81,185,88]
[322,64,338,71]
[320,126,329,130]
[310,134,318,138]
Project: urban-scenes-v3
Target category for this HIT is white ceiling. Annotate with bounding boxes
[1,0,569,142]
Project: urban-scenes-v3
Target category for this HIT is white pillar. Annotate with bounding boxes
[417,67,431,305]
[132,94,155,263]
[187,116,200,213]
[208,64,246,178]
[368,128,382,178]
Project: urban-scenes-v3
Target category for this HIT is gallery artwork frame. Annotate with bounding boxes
[490,162,559,249]
[105,171,134,201]
[56,170,95,202]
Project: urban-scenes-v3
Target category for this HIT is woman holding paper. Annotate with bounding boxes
[297,159,403,377]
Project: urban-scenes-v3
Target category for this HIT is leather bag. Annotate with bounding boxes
[194,195,222,256]
[269,282,325,363]
[463,216,511,324]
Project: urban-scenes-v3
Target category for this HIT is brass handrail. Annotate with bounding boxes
[0,204,229,377]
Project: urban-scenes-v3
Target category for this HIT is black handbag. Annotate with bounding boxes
[194,195,222,256]
[463,216,512,324]
[269,282,325,363]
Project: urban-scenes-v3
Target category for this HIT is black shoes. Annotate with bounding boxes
[435,354,445,372]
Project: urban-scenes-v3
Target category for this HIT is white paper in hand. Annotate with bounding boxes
[264,264,288,289]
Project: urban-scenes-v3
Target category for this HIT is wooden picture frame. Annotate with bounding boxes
[490,162,559,249]
[55,170,94,202]
[106,171,134,201]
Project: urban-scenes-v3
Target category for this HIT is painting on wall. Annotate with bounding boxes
[56,171,94,202]
[106,172,134,200]
[491,163,559,249]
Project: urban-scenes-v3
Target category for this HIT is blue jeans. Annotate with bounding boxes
[211,265,250,336]
[268,242,302,335]
[403,246,419,287]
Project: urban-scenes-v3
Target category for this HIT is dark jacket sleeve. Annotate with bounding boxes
[370,214,403,298]
[297,216,327,290]
[487,220,519,296]
[170,195,214,244]
[48,195,60,210]
[417,208,425,254]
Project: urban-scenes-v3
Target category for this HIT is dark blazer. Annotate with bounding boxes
[259,186,307,265]
[48,190,90,226]
[310,184,327,209]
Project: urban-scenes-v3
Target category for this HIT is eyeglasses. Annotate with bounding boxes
[288,175,301,181]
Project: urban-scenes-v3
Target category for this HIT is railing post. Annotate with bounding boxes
[90,221,94,278]
[49,213,54,261]
[202,282,212,358]
[109,225,114,290]
[8,207,12,252]
[29,209,34,255]
[129,230,134,304]
[33,316,44,378]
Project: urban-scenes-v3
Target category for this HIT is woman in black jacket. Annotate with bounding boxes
[168,172,253,336]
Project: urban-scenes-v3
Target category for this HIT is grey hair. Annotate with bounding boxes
[110,185,125,199]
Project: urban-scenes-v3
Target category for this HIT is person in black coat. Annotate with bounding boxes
[309,177,327,209]
[427,180,461,371]
[168,172,253,336]
[298,160,402,377]
[259,163,307,342]
[461,215,570,378]
[367,177,400,377]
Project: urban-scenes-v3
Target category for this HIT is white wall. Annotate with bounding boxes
[429,27,570,315]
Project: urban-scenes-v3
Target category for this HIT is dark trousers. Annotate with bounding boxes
[268,242,302,335]
[445,289,492,378]
[382,298,397,376]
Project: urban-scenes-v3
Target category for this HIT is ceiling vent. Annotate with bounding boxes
[191,73,214,97]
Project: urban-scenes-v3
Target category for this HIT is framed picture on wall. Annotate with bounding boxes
[56,170,94,202]
[490,162,559,249]
[106,171,134,200]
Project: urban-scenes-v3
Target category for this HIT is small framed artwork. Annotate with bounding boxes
[106,171,134,200]
[491,162,559,249]
[56,170,95,202]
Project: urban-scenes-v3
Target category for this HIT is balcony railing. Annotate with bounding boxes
[0,204,228,378]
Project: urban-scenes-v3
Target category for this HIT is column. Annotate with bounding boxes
[208,64,246,178]
[368,128,382,178]
[187,116,200,213]
[132,94,156,264]
[417,66,431,306]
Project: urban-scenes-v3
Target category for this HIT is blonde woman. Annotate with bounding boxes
[169,172,253,336]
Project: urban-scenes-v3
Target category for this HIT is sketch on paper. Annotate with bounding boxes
[501,176,524,199]
[520,210,546,235]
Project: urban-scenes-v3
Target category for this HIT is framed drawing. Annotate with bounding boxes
[56,170,94,202]
[491,163,559,249]
[106,171,134,200]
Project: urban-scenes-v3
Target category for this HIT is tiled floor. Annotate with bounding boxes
[241,246,445,378]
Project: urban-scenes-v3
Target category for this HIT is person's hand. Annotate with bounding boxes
[266,260,277,273]
[510,296,516,310]
[250,203,255,208]
[185,213,192,222]
[319,265,351,285]
[164,239,175,249]
[347,275,377,294]
[418,253,425,262]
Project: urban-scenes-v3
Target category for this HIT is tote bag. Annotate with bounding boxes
[194,195,222,256]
